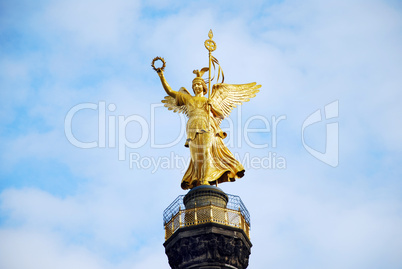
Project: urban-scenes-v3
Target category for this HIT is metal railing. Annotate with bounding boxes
[163,194,250,224]
[164,203,250,240]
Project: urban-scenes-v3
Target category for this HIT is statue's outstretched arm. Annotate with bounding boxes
[158,70,177,98]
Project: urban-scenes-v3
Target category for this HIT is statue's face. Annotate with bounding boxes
[193,82,204,95]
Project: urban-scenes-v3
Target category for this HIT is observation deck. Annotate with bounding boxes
[163,186,250,241]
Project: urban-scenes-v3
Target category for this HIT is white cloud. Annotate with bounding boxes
[0,229,108,269]
[41,0,140,51]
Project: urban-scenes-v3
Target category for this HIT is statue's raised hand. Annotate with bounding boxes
[151,56,166,74]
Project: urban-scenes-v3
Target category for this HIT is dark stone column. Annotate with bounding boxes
[164,186,252,269]
[164,223,251,269]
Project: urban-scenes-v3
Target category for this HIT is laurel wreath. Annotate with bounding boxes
[151,56,166,72]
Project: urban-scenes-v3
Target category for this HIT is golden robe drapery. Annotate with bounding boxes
[175,91,245,190]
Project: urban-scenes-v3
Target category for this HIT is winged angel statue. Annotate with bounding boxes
[155,63,260,190]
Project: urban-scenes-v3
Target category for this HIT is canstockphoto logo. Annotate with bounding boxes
[301,100,339,167]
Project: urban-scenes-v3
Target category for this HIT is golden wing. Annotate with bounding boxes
[210,82,261,125]
[161,87,191,116]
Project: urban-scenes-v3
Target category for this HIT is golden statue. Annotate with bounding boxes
[153,30,261,190]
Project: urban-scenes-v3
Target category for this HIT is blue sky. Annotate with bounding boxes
[1,0,402,268]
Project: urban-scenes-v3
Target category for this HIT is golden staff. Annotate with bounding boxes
[204,29,217,130]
